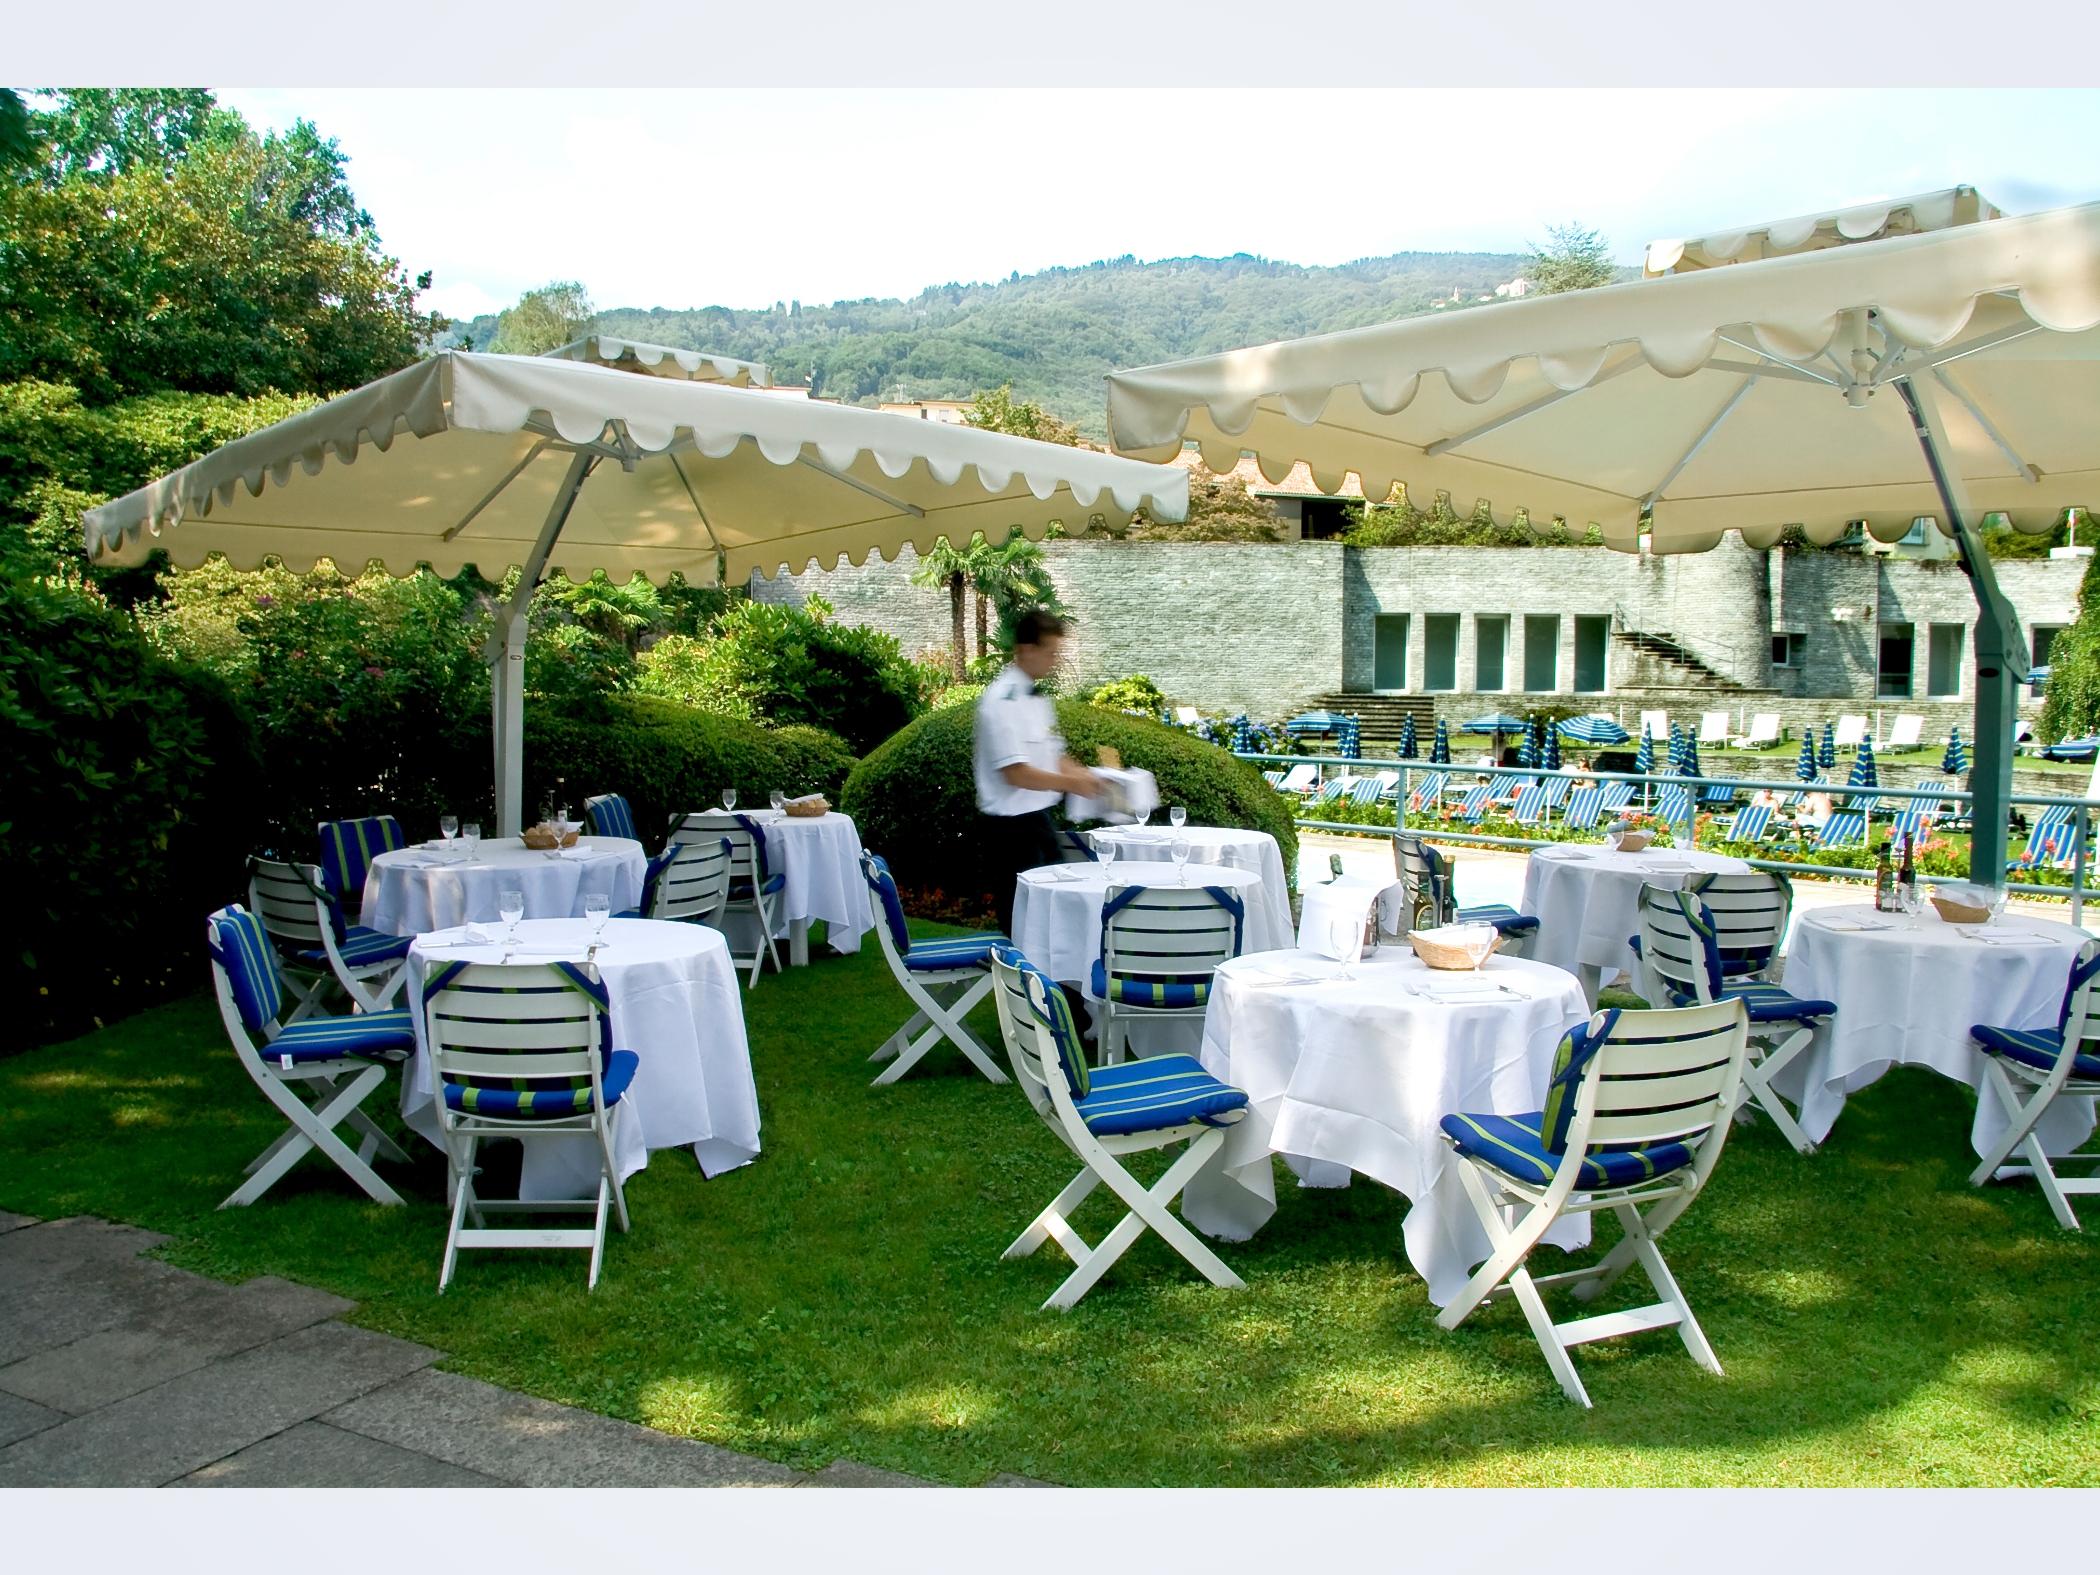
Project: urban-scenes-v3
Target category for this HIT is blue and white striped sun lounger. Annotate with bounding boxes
[1455,785,1495,822]
[1656,785,1693,827]
[1726,803,1772,842]
[1345,777,1386,807]
[1277,763,1317,795]
[2009,804,2080,873]
[1510,783,1551,825]
[1312,779,1348,808]
[1818,812,1868,849]
[1407,772,1448,812]
[1884,806,1932,846]
[1263,769,1285,788]
[1699,780,1739,807]
[1542,777,1571,808]
[1562,786,1604,829]
[1599,782,1633,812]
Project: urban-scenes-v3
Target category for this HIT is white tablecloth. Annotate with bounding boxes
[1090,826,1294,950]
[401,917,760,1198]
[740,809,873,954]
[1521,846,1750,986]
[1187,947,1594,1307]
[363,837,647,938]
[1778,904,2094,1156]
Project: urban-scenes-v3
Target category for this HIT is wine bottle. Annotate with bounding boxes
[1875,835,1895,913]
[1899,831,1917,907]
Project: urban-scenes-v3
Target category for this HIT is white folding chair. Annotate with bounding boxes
[205,906,414,1209]
[1634,884,1821,1154]
[646,835,733,924]
[423,958,636,1291]
[1698,711,1730,745]
[1391,831,1538,957]
[1735,713,1782,748]
[677,811,783,987]
[859,852,1009,1086]
[247,855,410,1018]
[988,947,1248,1309]
[1095,882,1245,1064]
[1969,941,2100,1229]
[1833,715,1869,749]
[1639,710,1669,745]
[1885,714,1925,751]
[1437,999,1749,1406]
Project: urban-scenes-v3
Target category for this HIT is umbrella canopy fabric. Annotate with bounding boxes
[1542,724,1562,772]
[542,334,770,386]
[1558,714,1629,745]
[1820,723,1838,771]
[1848,736,1880,789]
[1398,713,1419,759]
[1517,719,1539,768]
[1286,710,1346,735]
[1942,727,1970,776]
[86,352,1184,585]
[1460,713,1528,734]
[1796,735,1819,782]
[1642,188,2000,276]
[1680,730,1703,778]
[1635,730,1656,775]
[1430,717,1452,765]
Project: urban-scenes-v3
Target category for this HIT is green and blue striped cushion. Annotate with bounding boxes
[1440,1110,1695,1189]
[1667,980,1834,1022]
[1456,903,1540,937]
[209,907,285,1036]
[1971,1025,2100,1082]
[297,924,412,967]
[270,1008,417,1062]
[443,1049,639,1117]
[1073,1054,1249,1137]
[903,935,1008,973]
[317,816,406,903]
[1088,960,1211,1008]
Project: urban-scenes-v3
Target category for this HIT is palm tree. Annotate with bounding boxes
[909,538,971,680]
[971,535,1065,655]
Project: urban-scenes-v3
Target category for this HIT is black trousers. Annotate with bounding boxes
[982,808,1061,938]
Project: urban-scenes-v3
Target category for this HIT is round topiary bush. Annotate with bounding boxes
[841,700,1298,922]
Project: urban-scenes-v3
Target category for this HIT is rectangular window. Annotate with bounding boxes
[1573,615,1610,694]
[2033,625,2065,671]
[1927,623,1964,697]
[1771,632,1807,668]
[1877,622,1915,699]
[1372,614,1410,691]
[1474,615,1508,692]
[1523,614,1560,692]
[1424,614,1459,692]
[1899,517,1930,546]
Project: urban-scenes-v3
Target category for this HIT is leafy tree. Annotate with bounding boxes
[22,88,219,181]
[0,90,38,174]
[964,383,1080,446]
[2038,547,2100,743]
[491,281,594,356]
[910,539,973,680]
[534,569,663,652]
[1524,223,1618,296]
[969,533,1064,653]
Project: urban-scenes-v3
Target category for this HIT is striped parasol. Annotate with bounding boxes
[1558,714,1630,746]
[1518,718,1539,768]
[1542,723,1562,772]
[1941,727,1969,776]
[1430,716,1451,765]
[1635,727,1656,775]
[1398,713,1419,760]
[1819,722,1837,771]
[1679,729,1703,778]
[1848,735,1880,790]
[1796,733,1818,782]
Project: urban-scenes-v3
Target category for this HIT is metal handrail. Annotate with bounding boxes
[1244,749,2098,923]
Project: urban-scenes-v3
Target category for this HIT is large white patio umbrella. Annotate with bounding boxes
[85,349,1186,832]
[1105,196,2100,885]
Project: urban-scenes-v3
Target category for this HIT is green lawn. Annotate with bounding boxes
[5,930,2098,1486]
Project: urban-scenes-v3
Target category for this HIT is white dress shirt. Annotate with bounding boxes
[974,663,1064,816]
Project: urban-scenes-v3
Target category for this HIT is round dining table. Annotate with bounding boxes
[1087,825,1295,953]
[736,808,873,961]
[1776,903,2094,1156]
[1521,845,1751,1002]
[1185,946,1594,1307]
[399,916,760,1199]
[362,836,647,938]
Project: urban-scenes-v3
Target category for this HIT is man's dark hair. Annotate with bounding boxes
[1012,609,1068,648]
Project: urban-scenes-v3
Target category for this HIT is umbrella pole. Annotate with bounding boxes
[1899,380,2023,888]
[490,449,597,836]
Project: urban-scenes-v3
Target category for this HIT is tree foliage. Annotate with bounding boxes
[490,280,595,356]
[964,384,1080,446]
[1524,222,1618,296]
[2038,548,2100,744]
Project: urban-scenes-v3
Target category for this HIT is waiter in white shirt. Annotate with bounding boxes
[974,609,1102,937]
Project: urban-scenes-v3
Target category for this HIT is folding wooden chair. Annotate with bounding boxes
[584,791,645,843]
[1970,940,2100,1229]
[247,855,410,1017]
[205,906,415,1209]
[423,958,637,1290]
[1635,885,1823,1154]
[988,948,1248,1309]
[635,834,732,923]
[1095,882,1245,1064]
[1725,803,1772,843]
[859,852,1009,1086]
[1436,999,1750,1407]
[1392,831,1539,957]
[316,815,406,910]
[1563,787,1604,830]
[677,811,783,987]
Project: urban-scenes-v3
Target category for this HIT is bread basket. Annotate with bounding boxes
[521,823,579,850]
[1929,883,1992,924]
[784,796,830,819]
[1607,830,1653,853]
[1407,925,1502,972]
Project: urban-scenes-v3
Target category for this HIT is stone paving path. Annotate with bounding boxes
[0,1211,1048,1488]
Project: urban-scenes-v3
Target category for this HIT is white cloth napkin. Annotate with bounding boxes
[1298,876,1382,963]
[1066,766,1160,826]
[1411,976,1510,1002]
[421,922,498,948]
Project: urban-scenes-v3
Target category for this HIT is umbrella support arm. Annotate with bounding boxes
[490,449,597,836]
[1898,379,2024,888]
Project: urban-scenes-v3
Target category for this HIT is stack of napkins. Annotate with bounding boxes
[1066,766,1161,826]
[1298,875,1387,963]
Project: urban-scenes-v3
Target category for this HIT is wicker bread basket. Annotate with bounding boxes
[1930,891,1991,924]
[521,824,579,849]
[1408,927,1503,971]
[784,796,830,818]
[1607,830,1654,853]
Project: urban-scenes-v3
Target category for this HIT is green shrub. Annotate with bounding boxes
[528,695,854,844]
[2,575,262,1044]
[1088,674,1170,714]
[841,701,1298,922]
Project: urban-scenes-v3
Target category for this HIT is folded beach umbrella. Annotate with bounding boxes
[1431,717,1452,764]
[1941,727,1969,776]
[1796,734,1819,782]
[1819,723,1838,772]
[1398,713,1419,760]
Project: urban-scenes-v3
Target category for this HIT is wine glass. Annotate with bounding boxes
[461,823,480,859]
[498,888,525,945]
[1169,804,1187,830]
[439,814,458,854]
[583,890,611,945]
[1462,921,1497,973]
[769,788,785,812]
[1170,837,1192,886]
[721,787,739,812]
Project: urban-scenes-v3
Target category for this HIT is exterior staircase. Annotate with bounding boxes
[1610,629,1749,691]
[1305,692,1435,756]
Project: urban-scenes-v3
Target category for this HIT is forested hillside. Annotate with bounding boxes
[446,250,1539,433]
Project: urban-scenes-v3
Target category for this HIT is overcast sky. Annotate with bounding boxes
[218,87,2100,324]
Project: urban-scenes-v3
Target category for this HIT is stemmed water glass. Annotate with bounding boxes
[1170,837,1192,886]
[583,890,611,949]
[498,888,525,947]
[439,814,458,856]
[460,822,481,860]
[1462,921,1497,973]
[1169,804,1187,830]
[769,788,786,812]
[722,787,739,812]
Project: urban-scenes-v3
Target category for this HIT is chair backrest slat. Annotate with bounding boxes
[1635,886,1716,1002]
[425,962,604,1091]
[676,810,772,889]
[247,857,336,948]
[1685,870,1789,976]
[654,836,733,922]
[1556,1002,1747,1156]
[1102,885,1244,981]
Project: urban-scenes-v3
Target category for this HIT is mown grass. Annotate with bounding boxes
[3,927,2098,1486]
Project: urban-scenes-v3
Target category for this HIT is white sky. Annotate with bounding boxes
[215,88,2100,324]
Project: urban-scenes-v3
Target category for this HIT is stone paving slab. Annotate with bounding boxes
[0,1321,439,1487]
[0,1248,196,1368]
[0,1390,64,1449]
[802,1458,939,1487]
[0,1211,34,1234]
[326,1369,805,1488]
[986,1472,1061,1488]
[178,1420,504,1489]
[0,1274,357,1415]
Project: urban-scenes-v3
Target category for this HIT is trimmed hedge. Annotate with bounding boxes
[528,696,854,845]
[841,700,1298,922]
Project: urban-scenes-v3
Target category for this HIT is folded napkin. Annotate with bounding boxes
[1972,932,2054,947]
[1066,766,1161,827]
[1411,977,1511,1003]
[1820,917,1890,933]
[420,922,498,948]
[555,844,600,860]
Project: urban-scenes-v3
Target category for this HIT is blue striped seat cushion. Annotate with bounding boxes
[1441,1110,1696,1189]
[441,1049,640,1118]
[268,1008,417,1063]
[902,934,1010,973]
[297,925,412,968]
[1972,1024,2100,1081]
[729,873,787,898]
[1074,1055,1249,1137]
[1456,903,1541,937]
[1089,959,1211,1008]
[1669,981,1834,1022]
